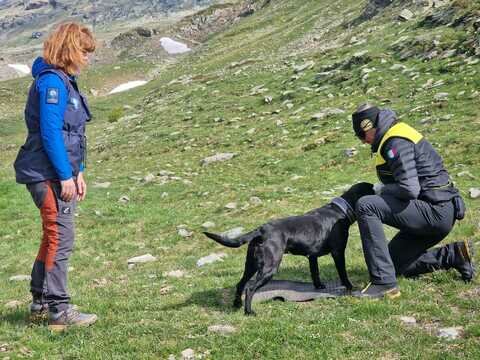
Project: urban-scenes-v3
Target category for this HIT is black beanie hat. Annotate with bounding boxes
[352,106,380,138]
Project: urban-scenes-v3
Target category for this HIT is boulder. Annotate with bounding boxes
[24,0,49,10]
[399,9,415,21]
[134,27,152,37]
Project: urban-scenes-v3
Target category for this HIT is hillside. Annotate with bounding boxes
[1,0,479,358]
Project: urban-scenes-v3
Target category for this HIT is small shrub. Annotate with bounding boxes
[108,107,124,123]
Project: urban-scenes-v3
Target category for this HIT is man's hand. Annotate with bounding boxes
[373,183,385,195]
[60,178,77,202]
[76,172,87,201]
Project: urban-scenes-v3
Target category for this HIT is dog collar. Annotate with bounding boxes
[331,197,356,224]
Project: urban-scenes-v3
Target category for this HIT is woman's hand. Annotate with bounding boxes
[61,178,77,202]
[76,172,87,201]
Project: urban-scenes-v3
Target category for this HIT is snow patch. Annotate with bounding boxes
[8,64,30,76]
[160,37,191,55]
[109,80,148,94]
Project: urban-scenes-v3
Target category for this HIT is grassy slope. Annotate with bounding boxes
[1,0,479,358]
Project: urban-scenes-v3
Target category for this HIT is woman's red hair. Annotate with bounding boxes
[43,22,96,75]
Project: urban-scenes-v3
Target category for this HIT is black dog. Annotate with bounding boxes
[204,182,374,315]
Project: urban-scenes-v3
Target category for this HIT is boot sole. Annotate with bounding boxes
[48,315,98,332]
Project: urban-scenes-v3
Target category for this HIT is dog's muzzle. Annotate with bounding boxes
[331,197,356,224]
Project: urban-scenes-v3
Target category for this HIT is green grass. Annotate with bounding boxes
[1,0,480,358]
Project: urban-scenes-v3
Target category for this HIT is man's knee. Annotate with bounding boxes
[355,195,383,218]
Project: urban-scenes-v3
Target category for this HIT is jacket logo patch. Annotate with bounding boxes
[387,148,398,159]
[69,97,80,110]
[62,207,71,214]
[46,88,59,104]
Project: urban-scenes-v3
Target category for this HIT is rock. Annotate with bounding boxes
[178,228,193,238]
[469,188,480,199]
[311,108,345,120]
[225,202,237,210]
[457,171,475,179]
[249,196,262,205]
[181,349,195,360]
[208,324,237,335]
[9,275,31,282]
[202,221,216,229]
[344,148,358,157]
[438,327,463,340]
[440,49,456,59]
[399,316,417,325]
[168,355,176,360]
[143,174,155,183]
[399,9,414,21]
[222,227,244,239]
[197,253,227,267]
[119,195,130,203]
[127,254,157,264]
[390,64,406,71]
[264,96,273,104]
[165,270,186,278]
[24,0,49,10]
[434,93,449,102]
[93,182,111,189]
[200,153,237,166]
[416,0,433,8]
[293,61,315,73]
[135,27,152,37]
[4,300,22,309]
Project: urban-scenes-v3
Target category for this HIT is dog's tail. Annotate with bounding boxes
[203,228,261,248]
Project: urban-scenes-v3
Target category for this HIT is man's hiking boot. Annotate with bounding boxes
[453,240,475,282]
[48,306,97,331]
[353,282,401,299]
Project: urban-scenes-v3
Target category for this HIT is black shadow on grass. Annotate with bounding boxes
[160,264,368,312]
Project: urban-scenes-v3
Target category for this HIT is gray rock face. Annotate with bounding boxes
[351,0,394,25]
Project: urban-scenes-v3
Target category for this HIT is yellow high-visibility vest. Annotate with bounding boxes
[375,122,423,166]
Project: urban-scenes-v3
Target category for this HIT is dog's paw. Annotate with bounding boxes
[245,310,257,317]
[314,282,326,290]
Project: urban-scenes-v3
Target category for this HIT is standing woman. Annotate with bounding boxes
[14,22,97,330]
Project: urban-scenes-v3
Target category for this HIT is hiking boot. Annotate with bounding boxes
[353,282,401,299]
[48,306,97,331]
[453,240,475,282]
[29,301,49,323]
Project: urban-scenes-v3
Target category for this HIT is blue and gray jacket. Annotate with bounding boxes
[372,109,458,203]
[14,57,92,184]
